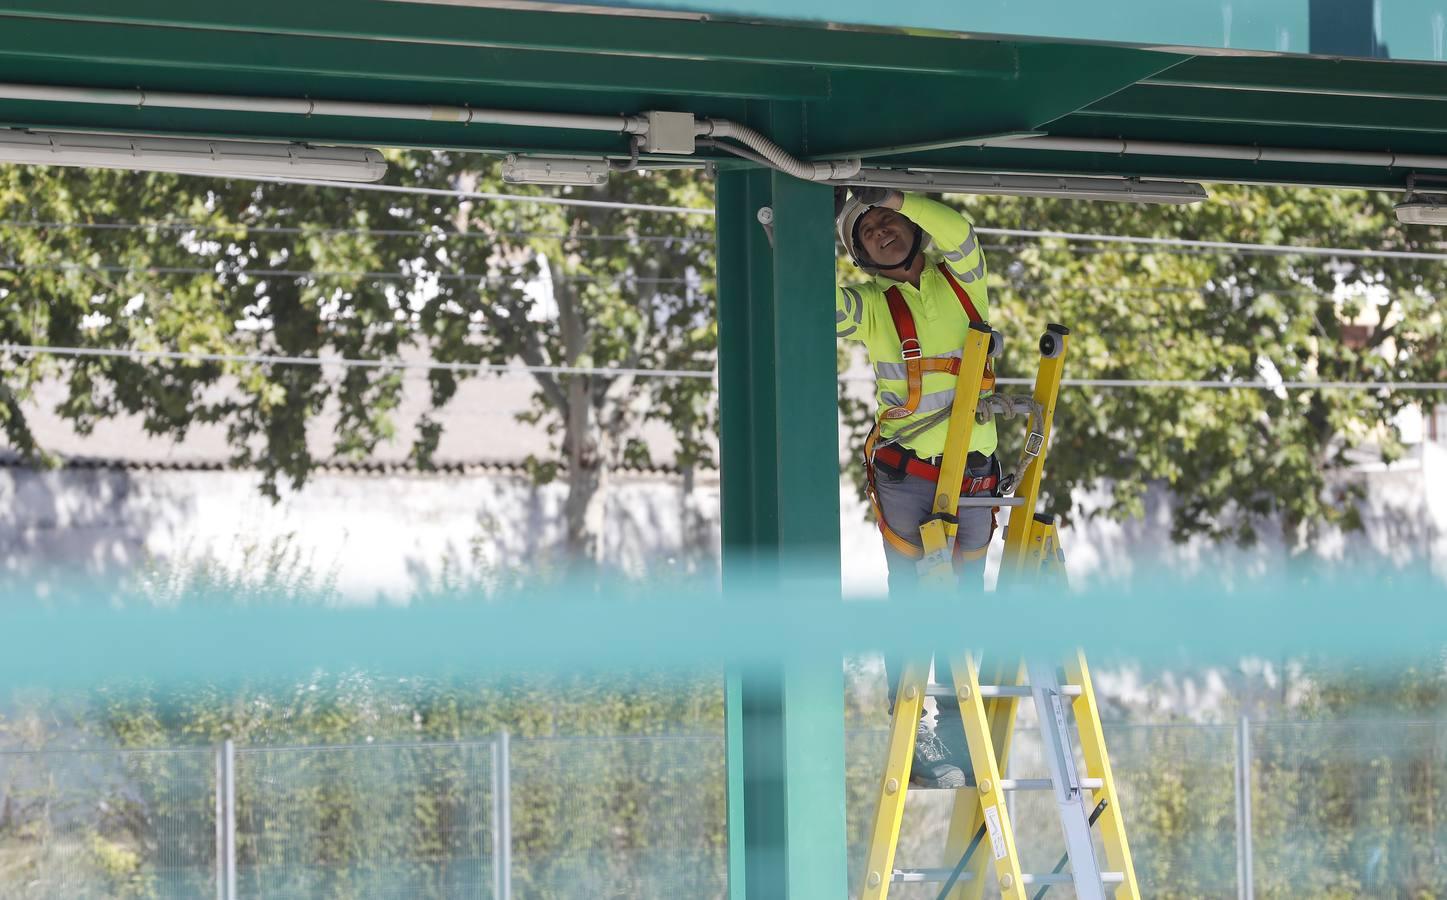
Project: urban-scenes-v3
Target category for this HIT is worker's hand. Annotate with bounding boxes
[851,186,903,209]
[833,186,848,219]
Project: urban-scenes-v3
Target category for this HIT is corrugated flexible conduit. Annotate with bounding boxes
[696,119,861,180]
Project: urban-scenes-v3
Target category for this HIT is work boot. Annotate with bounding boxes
[909,722,967,789]
[935,716,975,783]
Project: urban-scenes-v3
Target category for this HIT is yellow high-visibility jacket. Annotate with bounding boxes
[835,193,996,459]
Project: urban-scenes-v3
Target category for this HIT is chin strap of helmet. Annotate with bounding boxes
[887,222,925,273]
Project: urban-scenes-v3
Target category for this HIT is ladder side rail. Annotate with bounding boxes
[860,664,931,900]
[999,325,1068,577]
[1022,514,1055,577]
[948,657,1025,900]
[917,323,992,583]
[1066,652,1142,900]
[949,653,1029,898]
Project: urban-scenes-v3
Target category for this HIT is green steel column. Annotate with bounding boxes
[717,102,847,900]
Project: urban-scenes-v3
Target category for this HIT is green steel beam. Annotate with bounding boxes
[1079,82,1447,134]
[717,102,846,899]
[455,0,1319,57]
[1144,55,1447,102]
[0,15,831,101]
[0,0,1023,76]
[405,0,1447,64]
[767,172,844,558]
[717,167,782,559]
[803,44,1185,157]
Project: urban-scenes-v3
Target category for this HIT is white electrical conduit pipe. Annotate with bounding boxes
[5,83,1440,178]
[697,119,861,181]
[973,134,1447,171]
[0,82,860,182]
[0,81,650,133]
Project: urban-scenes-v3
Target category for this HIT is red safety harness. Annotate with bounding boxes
[865,262,998,559]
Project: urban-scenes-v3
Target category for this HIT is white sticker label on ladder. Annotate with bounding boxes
[983,805,1007,860]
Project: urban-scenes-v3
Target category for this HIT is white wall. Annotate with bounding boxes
[4,444,1442,601]
[0,465,718,600]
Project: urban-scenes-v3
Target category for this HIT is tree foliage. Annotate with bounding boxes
[0,155,715,559]
[4,161,1445,554]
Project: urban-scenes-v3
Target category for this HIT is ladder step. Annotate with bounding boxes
[892,869,1125,885]
[925,683,1082,698]
[1022,872,1127,886]
[1000,777,1104,791]
[908,777,1103,792]
[960,496,1025,507]
[893,868,971,884]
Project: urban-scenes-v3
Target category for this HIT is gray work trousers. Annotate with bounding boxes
[875,450,999,732]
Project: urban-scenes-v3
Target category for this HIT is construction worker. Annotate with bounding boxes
[835,187,998,789]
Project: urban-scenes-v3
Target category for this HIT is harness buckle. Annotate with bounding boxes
[963,472,1000,497]
[900,338,923,361]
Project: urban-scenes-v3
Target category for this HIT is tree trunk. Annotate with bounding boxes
[561,373,609,563]
[552,262,613,565]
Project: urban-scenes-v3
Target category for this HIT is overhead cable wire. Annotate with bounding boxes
[0,262,691,286]
[850,372,1447,391]
[0,220,711,244]
[1001,377,1447,391]
[237,175,717,217]
[3,213,1439,262]
[7,344,1445,392]
[210,180,1447,261]
[0,259,1356,300]
[1000,283,1329,298]
[0,343,717,380]
[980,227,1447,262]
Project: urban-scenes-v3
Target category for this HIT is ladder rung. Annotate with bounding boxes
[892,867,968,884]
[894,869,1125,886]
[1000,777,1104,791]
[925,683,1083,698]
[909,777,1104,792]
[960,496,1025,507]
[1020,872,1126,886]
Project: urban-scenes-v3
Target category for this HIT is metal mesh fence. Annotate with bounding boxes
[507,734,727,899]
[0,747,215,898]
[1098,723,1240,898]
[3,723,1446,898]
[235,741,495,899]
[1249,720,1447,899]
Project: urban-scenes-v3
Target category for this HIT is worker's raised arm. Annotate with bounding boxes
[899,193,986,284]
[836,283,875,342]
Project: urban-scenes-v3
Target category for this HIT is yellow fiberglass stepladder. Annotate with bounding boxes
[859,321,1141,900]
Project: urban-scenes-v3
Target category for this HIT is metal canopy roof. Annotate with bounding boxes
[1,0,1446,190]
